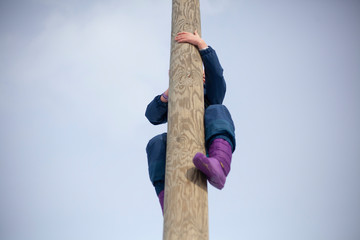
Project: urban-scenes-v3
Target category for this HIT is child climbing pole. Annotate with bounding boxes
[145,1,235,239]
[145,30,236,216]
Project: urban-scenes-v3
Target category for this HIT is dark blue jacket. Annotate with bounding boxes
[145,46,236,152]
[145,46,226,125]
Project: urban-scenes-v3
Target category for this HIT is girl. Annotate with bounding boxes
[145,31,236,213]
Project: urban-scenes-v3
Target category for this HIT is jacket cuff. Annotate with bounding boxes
[155,95,168,107]
[199,45,214,57]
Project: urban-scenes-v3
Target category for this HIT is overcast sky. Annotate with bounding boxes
[1,0,360,240]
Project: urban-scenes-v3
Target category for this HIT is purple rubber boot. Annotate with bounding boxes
[193,138,232,190]
[158,190,164,215]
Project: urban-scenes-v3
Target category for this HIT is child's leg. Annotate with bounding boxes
[193,104,236,190]
[146,132,167,213]
[193,137,232,189]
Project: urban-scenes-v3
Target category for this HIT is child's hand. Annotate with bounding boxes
[160,88,169,103]
[175,30,208,50]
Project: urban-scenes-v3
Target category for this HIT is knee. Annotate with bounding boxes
[205,104,234,127]
[146,133,167,156]
[206,104,231,117]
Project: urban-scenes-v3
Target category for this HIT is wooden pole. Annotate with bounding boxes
[163,0,208,240]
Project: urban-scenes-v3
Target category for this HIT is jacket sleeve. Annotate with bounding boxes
[200,46,226,105]
[145,95,168,125]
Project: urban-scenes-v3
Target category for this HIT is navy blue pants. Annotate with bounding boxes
[146,132,167,195]
[146,104,235,195]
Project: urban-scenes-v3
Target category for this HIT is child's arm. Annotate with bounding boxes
[175,31,226,104]
[145,91,168,125]
[200,47,226,105]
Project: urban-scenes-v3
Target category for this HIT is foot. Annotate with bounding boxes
[158,190,164,215]
[193,153,226,190]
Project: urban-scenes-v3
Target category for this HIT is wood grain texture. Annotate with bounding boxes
[163,0,208,240]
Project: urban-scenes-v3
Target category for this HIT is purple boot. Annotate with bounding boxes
[158,190,164,214]
[193,138,232,190]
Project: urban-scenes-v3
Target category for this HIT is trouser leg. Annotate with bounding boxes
[146,132,167,195]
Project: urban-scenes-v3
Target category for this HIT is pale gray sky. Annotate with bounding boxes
[1,0,360,240]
